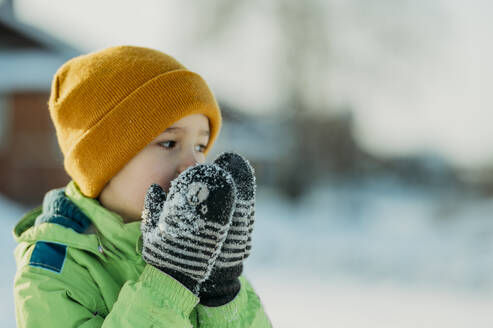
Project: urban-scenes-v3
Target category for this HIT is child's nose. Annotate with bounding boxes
[177,152,199,174]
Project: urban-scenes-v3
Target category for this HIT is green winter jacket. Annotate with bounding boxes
[13,181,271,327]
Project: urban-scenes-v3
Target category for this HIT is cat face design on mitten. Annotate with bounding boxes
[157,181,210,238]
[141,164,236,293]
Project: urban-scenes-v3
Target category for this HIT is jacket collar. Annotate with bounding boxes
[65,181,142,257]
[13,181,142,259]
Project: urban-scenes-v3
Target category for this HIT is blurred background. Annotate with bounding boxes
[1,0,493,326]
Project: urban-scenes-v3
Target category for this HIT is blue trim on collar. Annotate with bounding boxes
[35,188,92,233]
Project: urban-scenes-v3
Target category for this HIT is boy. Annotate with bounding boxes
[12,45,271,327]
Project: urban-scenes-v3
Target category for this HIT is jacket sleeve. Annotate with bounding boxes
[14,244,199,328]
[195,276,272,328]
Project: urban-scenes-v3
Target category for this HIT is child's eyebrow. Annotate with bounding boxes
[162,127,210,136]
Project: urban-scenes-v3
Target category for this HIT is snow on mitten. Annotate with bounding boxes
[141,164,236,295]
[199,152,256,306]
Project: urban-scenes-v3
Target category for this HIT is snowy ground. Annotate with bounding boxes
[245,177,493,327]
[0,195,28,328]
[248,269,493,328]
[2,177,493,327]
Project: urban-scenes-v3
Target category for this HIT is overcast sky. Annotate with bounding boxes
[10,0,493,169]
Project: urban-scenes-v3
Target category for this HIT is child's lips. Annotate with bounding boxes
[162,182,172,194]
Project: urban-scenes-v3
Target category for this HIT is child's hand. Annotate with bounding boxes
[198,152,256,306]
[141,164,236,295]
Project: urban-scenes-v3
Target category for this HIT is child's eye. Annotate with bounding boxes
[159,141,176,149]
[195,144,207,153]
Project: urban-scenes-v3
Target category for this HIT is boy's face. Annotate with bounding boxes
[98,113,211,223]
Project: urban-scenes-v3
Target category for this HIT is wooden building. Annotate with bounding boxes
[0,1,80,206]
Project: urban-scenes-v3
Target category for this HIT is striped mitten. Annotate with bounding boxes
[141,164,236,295]
[199,152,256,306]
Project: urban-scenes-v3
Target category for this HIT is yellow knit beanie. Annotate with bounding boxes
[48,45,222,198]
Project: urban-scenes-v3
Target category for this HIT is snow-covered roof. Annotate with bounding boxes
[0,2,80,92]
